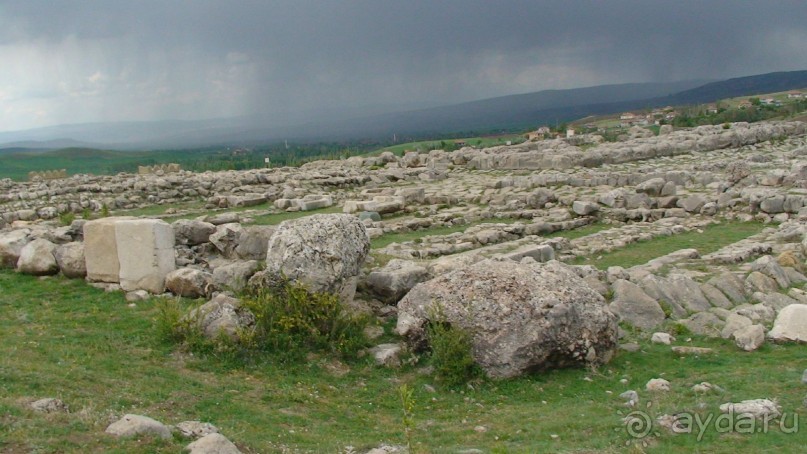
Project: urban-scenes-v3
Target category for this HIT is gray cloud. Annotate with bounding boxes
[1,0,806,131]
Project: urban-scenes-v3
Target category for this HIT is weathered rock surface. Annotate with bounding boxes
[733,324,765,351]
[16,238,58,275]
[609,279,666,330]
[172,219,216,246]
[265,214,369,298]
[165,268,213,298]
[364,259,430,304]
[187,294,255,341]
[186,433,242,454]
[115,219,176,293]
[212,260,259,293]
[768,304,807,342]
[396,260,618,378]
[53,242,86,278]
[105,414,172,440]
[0,229,30,267]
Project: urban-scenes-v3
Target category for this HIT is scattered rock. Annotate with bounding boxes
[719,399,781,419]
[175,421,219,439]
[187,294,256,341]
[29,398,68,413]
[733,324,766,351]
[166,268,213,298]
[671,346,714,355]
[105,414,172,440]
[651,332,674,345]
[646,378,671,392]
[369,343,403,368]
[186,433,242,454]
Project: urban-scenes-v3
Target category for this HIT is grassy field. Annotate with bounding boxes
[572,221,768,269]
[1,270,805,453]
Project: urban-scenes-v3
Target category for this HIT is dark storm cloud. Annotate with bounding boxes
[1,0,806,131]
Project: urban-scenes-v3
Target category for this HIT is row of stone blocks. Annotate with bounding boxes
[84,217,176,293]
[28,169,67,181]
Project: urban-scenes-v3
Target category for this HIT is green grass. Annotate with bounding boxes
[370,218,520,249]
[247,205,343,226]
[572,221,768,269]
[547,222,612,240]
[1,270,805,452]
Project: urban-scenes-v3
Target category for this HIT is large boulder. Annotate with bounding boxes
[265,214,369,299]
[0,229,30,267]
[395,260,618,379]
[364,259,430,304]
[768,304,807,342]
[172,219,216,246]
[53,242,86,278]
[16,238,58,276]
[165,268,213,298]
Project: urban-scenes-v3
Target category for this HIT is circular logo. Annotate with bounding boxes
[624,411,653,439]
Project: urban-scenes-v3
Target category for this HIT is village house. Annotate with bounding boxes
[526,126,552,141]
[787,91,803,99]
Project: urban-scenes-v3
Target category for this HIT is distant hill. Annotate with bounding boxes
[666,70,807,105]
[1,70,806,149]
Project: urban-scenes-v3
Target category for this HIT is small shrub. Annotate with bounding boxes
[427,319,480,387]
[671,322,692,337]
[239,276,370,360]
[158,278,370,363]
[658,300,674,319]
[58,212,76,226]
[81,208,92,220]
[100,204,110,218]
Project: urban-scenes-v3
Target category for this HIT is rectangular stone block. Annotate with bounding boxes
[115,219,176,293]
[83,217,134,283]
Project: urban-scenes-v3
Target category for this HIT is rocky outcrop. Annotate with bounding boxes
[396,259,618,378]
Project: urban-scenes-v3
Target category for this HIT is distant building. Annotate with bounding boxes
[787,91,803,99]
[566,128,575,138]
[526,126,552,141]
[620,112,637,121]
[738,101,753,109]
[706,104,719,114]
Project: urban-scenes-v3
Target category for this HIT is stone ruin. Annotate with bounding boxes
[28,169,67,182]
[138,163,181,175]
[3,119,807,376]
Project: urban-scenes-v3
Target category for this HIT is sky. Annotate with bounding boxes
[1,0,806,133]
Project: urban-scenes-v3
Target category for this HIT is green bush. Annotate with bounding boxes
[241,278,370,360]
[427,319,480,387]
[58,212,76,226]
[158,276,370,363]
